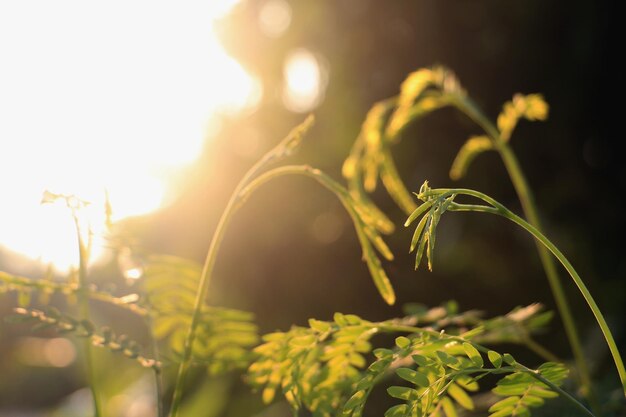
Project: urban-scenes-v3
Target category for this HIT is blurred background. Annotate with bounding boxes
[0,0,623,416]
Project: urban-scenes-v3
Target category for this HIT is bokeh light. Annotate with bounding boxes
[15,337,76,368]
[258,0,292,38]
[282,48,328,113]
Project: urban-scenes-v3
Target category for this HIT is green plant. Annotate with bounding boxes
[1,66,624,417]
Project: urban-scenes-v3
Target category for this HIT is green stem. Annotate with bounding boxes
[443,190,626,395]
[169,117,315,416]
[238,165,359,215]
[500,144,595,394]
[168,158,263,416]
[148,315,164,417]
[73,215,102,417]
[168,165,349,415]
[453,95,595,399]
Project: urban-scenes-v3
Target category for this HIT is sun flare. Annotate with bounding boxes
[0,0,259,270]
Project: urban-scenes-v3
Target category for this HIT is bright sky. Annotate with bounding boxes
[0,0,260,269]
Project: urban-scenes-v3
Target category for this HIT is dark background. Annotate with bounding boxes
[178,0,623,354]
[1,0,623,415]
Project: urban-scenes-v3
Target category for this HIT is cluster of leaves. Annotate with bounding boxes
[248,313,379,416]
[489,362,568,417]
[343,65,549,221]
[404,181,455,271]
[450,93,548,180]
[344,334,487,417]
[7,307,159,370]
[142,255,260,375]
[342,66,465,219]
[248,302,564,417]
[495,94,549,143]
[404,181,498,272]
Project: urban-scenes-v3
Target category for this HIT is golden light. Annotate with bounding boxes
[0,0,260,270]
[282,48,328,113]
[259,0,292,38]
[16,337,76,368]
[107,377,157,417]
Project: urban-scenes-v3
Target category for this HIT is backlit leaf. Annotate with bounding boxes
[449,135,493,180]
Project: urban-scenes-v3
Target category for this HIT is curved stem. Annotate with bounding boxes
[168,166,354,416]
[496,206,626,395]
[453,95,594,399]
[169,117,316,416]
[72,215,102,417]
[444,190,626,395]
[168,154,268,416]
[500,143,595,396]
[239,164,397,306]
[238,166,355,211]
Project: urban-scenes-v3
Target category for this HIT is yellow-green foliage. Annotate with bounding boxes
[249,303,562,417]
[2,66,608,417]
[489,363,568,417]
[344,66,550,219]
[343,66,467,219]
[248,313,377,416]
[497,94,549,143]
[449,135,493,180]
[143,255,259,375]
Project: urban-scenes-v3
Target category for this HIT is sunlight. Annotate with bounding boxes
[282,48,327,112]
[0,0,259,270]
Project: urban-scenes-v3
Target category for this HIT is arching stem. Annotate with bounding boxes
[427,188,626,395]
[452,95,595,399]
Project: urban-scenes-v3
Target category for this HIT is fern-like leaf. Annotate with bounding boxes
[249,314,379,416]
[343,98,413,220]
[143,255,259,374]
[343,67,466,220]
[489,362,568,417]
